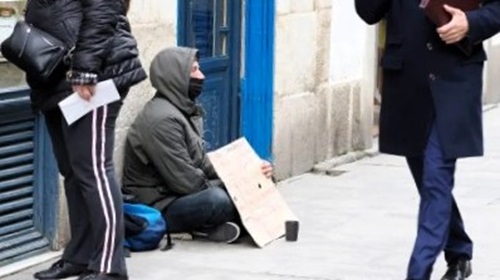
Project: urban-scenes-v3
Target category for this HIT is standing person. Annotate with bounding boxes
[122,47,273,244]
[355,1,500,280]
[24,0,146,279]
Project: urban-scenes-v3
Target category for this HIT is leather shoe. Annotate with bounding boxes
[441,259,472,280]
[77,270,94,280]
[79,272,128,280]
[34,259,87,279]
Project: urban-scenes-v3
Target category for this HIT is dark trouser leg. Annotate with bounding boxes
[44,109,92,266]
[406,154,473,269]
[47,102,127,275]
[164,184,237,233]
[405,124,471,280]
[444,200,473,264]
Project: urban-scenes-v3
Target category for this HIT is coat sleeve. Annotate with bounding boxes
[200,153,218,180]
[466,0,500,44]
[354,0,392,25]
[144,118,208,195]
[70,0,122,83]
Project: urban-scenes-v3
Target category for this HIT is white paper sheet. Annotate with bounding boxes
[58,80,120,125]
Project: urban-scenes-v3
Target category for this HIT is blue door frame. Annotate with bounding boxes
[241,1,275,160]
[178,0,275,160]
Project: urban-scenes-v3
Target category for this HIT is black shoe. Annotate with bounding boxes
[79,273,128,280]
[192,222,241,243]
[77,270,94,280]
[441,259,472,280]
[34,259,87,279]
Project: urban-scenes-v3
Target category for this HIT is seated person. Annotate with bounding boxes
[122,47,273,244]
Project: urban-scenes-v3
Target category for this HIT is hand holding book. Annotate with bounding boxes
[420,0,481,55]
[420,0,480,27]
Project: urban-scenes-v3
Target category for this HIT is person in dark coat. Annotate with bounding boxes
[122,47,273,244]
[355,1,500,279]
[24,0,147,279]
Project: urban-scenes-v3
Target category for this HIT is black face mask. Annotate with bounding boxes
[188,78,204,100]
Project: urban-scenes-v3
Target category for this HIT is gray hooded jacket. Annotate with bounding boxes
[122,47,217,211]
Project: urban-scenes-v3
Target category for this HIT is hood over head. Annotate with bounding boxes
[150,47,199,116]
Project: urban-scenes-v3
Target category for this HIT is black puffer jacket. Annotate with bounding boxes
[24,0,147,111]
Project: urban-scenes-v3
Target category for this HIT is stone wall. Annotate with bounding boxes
[273,0,376,179]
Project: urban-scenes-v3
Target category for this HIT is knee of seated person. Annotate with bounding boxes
[205,186,233,209]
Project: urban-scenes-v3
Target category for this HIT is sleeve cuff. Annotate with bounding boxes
[465,10,482,45]
[67,71,98,85]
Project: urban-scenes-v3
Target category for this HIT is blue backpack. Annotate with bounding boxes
[123,203,171,252]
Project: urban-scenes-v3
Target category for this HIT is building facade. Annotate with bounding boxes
[1,0,499,271]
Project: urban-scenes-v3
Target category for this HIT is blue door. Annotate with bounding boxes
[179,0,241,150]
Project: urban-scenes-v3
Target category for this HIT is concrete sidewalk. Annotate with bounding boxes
[5,106,500,280]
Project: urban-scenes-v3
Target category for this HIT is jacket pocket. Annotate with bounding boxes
[459,49,487,65]
[381,35,403,70]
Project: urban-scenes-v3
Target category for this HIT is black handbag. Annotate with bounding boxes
[1,21,71,82]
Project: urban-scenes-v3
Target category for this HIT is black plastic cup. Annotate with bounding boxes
[285,220,299,242]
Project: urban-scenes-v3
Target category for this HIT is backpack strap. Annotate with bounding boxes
[160,231,174,251]
[124,247,131,258]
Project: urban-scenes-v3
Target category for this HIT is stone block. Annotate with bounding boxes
[128,0,177,26]
[290,0,314,13]
[314,85,332,163]
[330,83,352,156]
[315,9,332,85]
[290,95,319,176]
[273,92,319,179]
[275,13,317,96]
[276,0,291,15]
[485,44,500,104]
[315,0,333,9]
[350,82,365,150]
[273,98,293,180]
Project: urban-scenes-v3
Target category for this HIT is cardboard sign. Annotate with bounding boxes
[208,138,297,248]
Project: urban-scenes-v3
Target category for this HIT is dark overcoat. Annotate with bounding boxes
[355,0,500,158]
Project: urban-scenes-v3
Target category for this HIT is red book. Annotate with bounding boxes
[420,0,481,27]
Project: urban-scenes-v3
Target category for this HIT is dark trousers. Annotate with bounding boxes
[164,182,237,233]
[44,101,126,276]
[405,124,473,280]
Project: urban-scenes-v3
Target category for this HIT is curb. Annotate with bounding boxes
[312,146,380,175]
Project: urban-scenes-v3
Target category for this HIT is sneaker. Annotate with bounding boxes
[192,222,241,243]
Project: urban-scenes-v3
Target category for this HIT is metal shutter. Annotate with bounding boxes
[0,92,50,266]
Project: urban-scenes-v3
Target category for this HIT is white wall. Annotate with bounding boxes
[485,34,500,104]
[329,1,368,82]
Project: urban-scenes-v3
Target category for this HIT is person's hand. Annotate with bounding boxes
[437,5,469,44]
[261,160,273,179]
[72,84,96,101]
